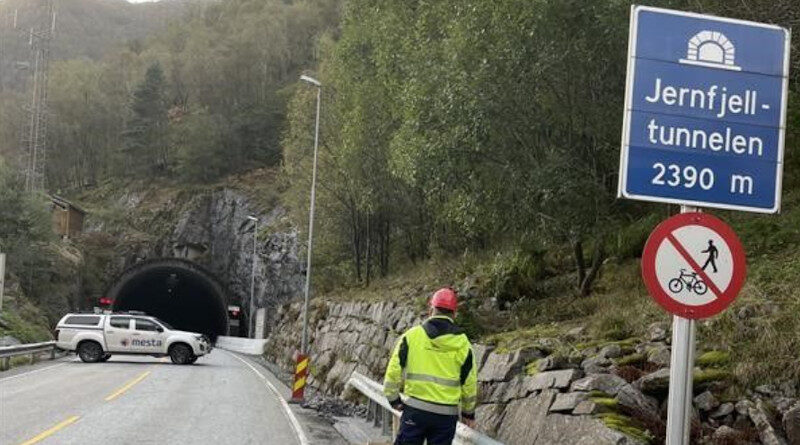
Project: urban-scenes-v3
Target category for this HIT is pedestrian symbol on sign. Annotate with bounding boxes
[701,240,719,272]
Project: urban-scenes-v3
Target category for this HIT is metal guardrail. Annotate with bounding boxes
[0,341,58,370]
[346,371,503,445]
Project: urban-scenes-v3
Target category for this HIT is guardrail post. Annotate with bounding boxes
[30,352,36,364]
[381,406,392,436]
[373,403,381,428]
[366,400,374,422]
[1,357,8,371]
[50,346,56,360]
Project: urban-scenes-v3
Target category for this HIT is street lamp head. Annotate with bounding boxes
[300,74,321,87]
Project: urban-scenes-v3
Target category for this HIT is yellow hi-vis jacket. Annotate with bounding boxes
[383,315,478,418]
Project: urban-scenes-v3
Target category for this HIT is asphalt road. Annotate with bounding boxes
[0,350,302,445]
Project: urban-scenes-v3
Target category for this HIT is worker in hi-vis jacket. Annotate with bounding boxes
[383,287,478,445]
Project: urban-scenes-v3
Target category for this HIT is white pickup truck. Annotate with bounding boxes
[55,312,212,364]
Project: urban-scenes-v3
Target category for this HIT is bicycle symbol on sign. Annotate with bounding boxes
[668,269,708,295]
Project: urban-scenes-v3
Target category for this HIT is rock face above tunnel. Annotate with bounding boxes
[112,188,304,335]
[172,189,303,311]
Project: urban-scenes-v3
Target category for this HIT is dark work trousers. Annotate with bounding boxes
[394,405,458,445]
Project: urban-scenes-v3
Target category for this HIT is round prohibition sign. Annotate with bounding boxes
[642,212,746,319]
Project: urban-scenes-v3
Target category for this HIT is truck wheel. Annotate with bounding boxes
[188,355,198,364]
[77,341,103,363]
[169,344,192,365]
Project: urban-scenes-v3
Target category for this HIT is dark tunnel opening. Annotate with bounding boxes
[108,260,229,340]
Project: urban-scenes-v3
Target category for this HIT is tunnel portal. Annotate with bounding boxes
[107,259,229,339]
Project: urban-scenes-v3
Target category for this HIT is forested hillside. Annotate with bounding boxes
[0,0,194,90]
[0,0,341,187]
[281,0,800,292]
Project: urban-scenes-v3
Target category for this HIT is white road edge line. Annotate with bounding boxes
[223,350,310,445]
[0,361,69,383]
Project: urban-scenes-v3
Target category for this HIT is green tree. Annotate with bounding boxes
[0,156,59,312]
[122,62,169,176]
[172,109,227,182]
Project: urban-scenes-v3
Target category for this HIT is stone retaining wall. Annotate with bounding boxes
[264,300,648,444]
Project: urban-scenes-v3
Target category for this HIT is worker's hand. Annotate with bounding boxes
[461,416,476,428]
[391,400,405,412]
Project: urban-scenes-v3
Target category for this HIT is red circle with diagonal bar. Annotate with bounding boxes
[642,212,746,319]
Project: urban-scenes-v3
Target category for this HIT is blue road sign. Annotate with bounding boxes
[618,6,791,213]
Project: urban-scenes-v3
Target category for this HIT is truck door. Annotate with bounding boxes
[105,316,133,352]
[131,318,165,353]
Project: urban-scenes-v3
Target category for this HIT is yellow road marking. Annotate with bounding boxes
[18,415,80,445]
[104,371,151,402]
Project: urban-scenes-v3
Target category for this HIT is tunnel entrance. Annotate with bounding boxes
[107,259,229,340]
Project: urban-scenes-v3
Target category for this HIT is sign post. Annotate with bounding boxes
[667,207,697,445]
[667,311,695,445]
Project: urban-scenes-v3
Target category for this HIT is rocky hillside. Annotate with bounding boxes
[265,297,800,444]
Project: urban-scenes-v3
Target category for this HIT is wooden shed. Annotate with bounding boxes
[50,195,86,238]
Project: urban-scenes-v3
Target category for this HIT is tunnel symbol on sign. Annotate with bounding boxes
[679,31,742,71]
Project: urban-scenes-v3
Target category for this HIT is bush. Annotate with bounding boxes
[592,314,635,341]
[478,249,547,307]
[610,213,661,260]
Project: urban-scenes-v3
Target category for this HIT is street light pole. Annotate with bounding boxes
[247,215,258,338]
[299,74,321,356]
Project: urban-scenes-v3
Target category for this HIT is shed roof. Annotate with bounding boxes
[50,195,87,215]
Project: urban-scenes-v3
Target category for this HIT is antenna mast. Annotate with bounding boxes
[20,0,55,193]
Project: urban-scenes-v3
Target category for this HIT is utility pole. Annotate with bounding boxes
[0,253,6,313]
[0,10,18,94]
[19,0,55,193]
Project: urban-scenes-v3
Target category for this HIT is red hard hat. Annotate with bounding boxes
[430,288,458,312]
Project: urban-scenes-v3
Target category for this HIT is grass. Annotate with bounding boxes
[614,353,646,367]
[575,337,640,351]
[483,324,564,353]
[9,356,31,367]
[0,288,52,344]
[693,368,733,386]
[597,412,654,443]
[591,396,619,410]
[524,360,540,376]
[696,350,731,368]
